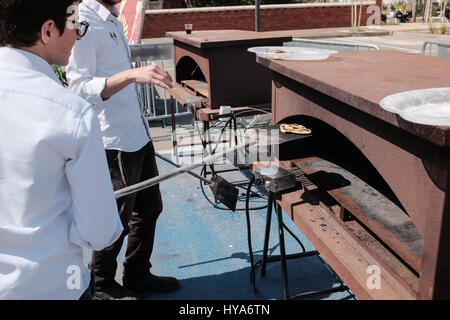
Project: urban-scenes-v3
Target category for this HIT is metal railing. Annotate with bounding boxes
[422,40,450,58]
[130,42,192,121]
[146,0,163,10]
[285,38,380,51]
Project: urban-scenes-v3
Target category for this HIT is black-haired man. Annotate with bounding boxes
[0,0,123,299]
[67,0,179,300]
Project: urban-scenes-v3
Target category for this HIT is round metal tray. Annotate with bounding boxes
[380,87,450,126]
[247,46,337,61]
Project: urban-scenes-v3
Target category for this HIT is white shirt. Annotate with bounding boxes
[0,47,123,300]
[67,0,151,152]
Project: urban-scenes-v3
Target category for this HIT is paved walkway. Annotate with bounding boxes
[142,23,450,54]
[142,22,449,42]
[83,128,355,299]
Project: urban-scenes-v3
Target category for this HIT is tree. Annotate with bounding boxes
[183,0,195,8]
[412,0,418,22]
[423,0,432,23]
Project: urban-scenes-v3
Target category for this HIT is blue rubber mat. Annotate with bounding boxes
[84,156,355,300]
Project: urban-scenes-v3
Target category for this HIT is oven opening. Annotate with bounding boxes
[176,56,208,99]
[278,115,422,276]
[279,115,405,210]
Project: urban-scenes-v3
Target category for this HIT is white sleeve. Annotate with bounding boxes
[66,106,123,251]
[67,27,107,105]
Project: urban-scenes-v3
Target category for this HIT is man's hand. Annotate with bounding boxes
[131,64,173,89]
[101,64,174,100]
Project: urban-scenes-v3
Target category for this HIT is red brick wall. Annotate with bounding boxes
[142,3,381,38]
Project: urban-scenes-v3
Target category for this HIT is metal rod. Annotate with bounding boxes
[162,59,169,116]
[255,0,261,32]
[170,96,179,163]
[234,116,239,164]
[204,167,241,175]
[261,195,273,277]
[202,121,208,158]
[114,140,256,199]
[145,82,152,116]
[151,84,156,117]
[290,284,349,300]
[260,251,319,264]
[228,116,232,148]
[155,152,210,184]
[422,40,450,55]
[245,177,257,292]
[146,112,191,122]
[291,38,380,51]
[207,120,213,155]
[275,201,289,300]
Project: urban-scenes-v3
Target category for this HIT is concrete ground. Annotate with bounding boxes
[322,29,450,54]
[137,154,355,300]
[143,22,450,54]
[83,125,356,300]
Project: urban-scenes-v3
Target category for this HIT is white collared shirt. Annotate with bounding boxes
[67,0,151,152]
[0,47,123,300]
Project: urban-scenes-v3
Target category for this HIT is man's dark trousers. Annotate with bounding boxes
[91,141,163,287]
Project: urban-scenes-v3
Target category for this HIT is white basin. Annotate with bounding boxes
[380,87,450,126]
[248,46,337,61]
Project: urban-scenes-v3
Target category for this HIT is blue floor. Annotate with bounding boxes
[84,155,356,300]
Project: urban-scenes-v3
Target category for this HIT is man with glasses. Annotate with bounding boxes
[67,0,178,300]
[0,0,123,299]
[68,20,91,38]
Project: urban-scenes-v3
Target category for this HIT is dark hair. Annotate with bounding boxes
[0,0,80,47]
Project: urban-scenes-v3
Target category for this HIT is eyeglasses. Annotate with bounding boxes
[66,19,90,37]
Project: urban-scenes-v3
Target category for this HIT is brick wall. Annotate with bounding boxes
[142,2,381,38]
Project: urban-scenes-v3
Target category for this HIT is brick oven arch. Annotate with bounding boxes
[175,56,207,84]
[276,114,423,274]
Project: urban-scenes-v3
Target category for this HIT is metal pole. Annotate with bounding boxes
[274,201,289,300]
[155,152,210,183]
[114,140,256,199]
[255,0,260,32]
[170,96,179,163]
[261,195,273,277]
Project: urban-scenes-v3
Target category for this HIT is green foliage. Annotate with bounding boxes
[431,4,440,17]
[414,0,441,17]
[429,23,435,33]
[416,0,423,16]
[385,0,421,16]
[441,23,447,35]
[394,0,407,11]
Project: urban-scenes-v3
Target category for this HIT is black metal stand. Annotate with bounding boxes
[200,115,252,192]
[249,192,349,300]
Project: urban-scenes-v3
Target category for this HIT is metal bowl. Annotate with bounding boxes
[380,87,450,126]
[247,46,337,61]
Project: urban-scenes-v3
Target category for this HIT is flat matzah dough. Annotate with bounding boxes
[265,49,287,54]
[280,123,312,135]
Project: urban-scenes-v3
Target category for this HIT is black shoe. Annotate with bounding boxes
[123,272,180,293]
[95,281,139,300]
